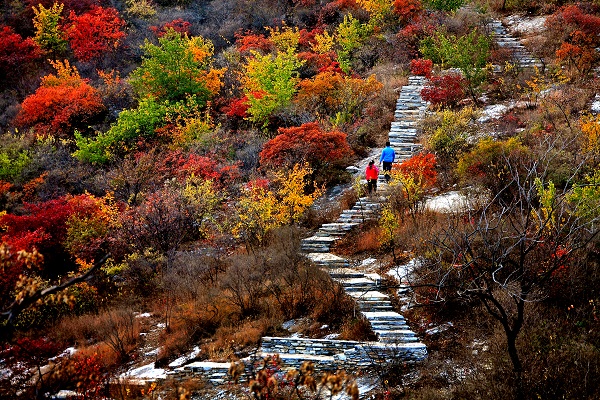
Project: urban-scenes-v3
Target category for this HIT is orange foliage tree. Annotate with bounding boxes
[545,4,600,77]
[65,6,126,62]
[15,60,104,137]
[295,71,382,123]
[392,152,437,216]
[259,122,352,185]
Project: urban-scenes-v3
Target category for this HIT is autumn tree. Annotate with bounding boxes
[0,26,42,84]
[232,164,323,250]
[15,60,105,137]
[32,2,67,54]
[259,122,353,185]
[420,73,466,108]
[415,153,600,399]
[393,0,423,22]
[295,71,383,125]
[545,4,600,78]
[242,47,304,129]
[130,30,224,104]
[420,28,492,102]
[335,13,373,74]
[65,6,126,62]
[391,152,437,217]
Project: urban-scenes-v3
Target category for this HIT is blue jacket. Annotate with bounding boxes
[380,146,395,163]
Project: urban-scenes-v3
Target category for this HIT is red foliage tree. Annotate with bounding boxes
[15,60,105,137]
[421,73,466,108]
[396,152,437,188]
[259,122,353,170]
[393,0,423,21]
[0,26,42,82]
[150,18,192,37]
[235,30,274,53]
[410,58,432,78]
[0,193,113,294]
[65,6,126,62]
[226,96,250,118]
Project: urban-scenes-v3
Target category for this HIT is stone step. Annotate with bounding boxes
[329,268,366,279]
[306,252,349,268]
[357,301,395,312]
[363,311,407,322]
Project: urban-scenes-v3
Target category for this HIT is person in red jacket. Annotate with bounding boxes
[365,160,379,195]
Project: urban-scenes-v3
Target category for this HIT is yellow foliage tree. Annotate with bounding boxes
[233,164,322,249]
[32,2,67,53]
[580,114,600,155]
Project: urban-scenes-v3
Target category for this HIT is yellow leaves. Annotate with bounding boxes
[188,35,215,64]
[42,59,82,88]
[311,31,334,54]
[274,162,324,224]
[266,24,300,52]
[201,67,226,95]
[233,163,322,247]
[580,114,600,154]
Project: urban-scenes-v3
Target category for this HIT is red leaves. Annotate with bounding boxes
[150,18,191,37]
[259,122,352,168]
[235,30,274,53]
[393,0,423,21]
[410,58,432,78]
[65,6,126,62]
[15,62,104,137]
[396,152,437,187]
[421,73,466,108]
[0,26,41,81]
[226,96,250,118]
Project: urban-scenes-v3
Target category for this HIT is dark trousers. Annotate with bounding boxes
[382,161,392,182]
[367,179,377,194]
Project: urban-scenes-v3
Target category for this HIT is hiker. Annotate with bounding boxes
[365,160,379,195]
[379,141,395,183]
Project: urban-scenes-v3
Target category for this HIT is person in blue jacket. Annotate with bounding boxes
[379,141,395,183]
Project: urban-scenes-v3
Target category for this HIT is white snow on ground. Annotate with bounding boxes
[387,259,418,283]
[361,257,377,267]
[121,362,167,381]
[504,15,547,34]
[425,191,471,213]
[591,94,600,114]
[168,346,202,368]
[135,312,152,318]
[477,103,510,123]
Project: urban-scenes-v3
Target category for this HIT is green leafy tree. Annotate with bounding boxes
[32,2,67,54]
[335,13,373,74]
[129,30,213,104]
[420,28,492,102]
[242,47,304,129]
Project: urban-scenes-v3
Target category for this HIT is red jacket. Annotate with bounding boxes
[365,165,379,180]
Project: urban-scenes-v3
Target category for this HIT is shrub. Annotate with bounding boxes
[421,73,466,108]
[410,58,433,78]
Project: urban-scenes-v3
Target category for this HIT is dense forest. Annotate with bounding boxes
[0,0,599,398]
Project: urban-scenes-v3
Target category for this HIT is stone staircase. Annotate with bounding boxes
[488,18,543,69]
[168,76,429,385]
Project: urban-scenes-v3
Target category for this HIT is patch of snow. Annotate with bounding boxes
[320,324,329,330]
[135,312,152,318]
[144,348,159,357]
[50,390,79,399]
[504,15,547,35]
[426,322,453,336]
[282,319,298,331]
[121,363,167,381]
[361,258,377,267]
[591,94,600,114]
[425,191,471,213]
[156,322,166,328]
[323,333,340,339]
[387,259,419,283]
[477,103,510,123]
